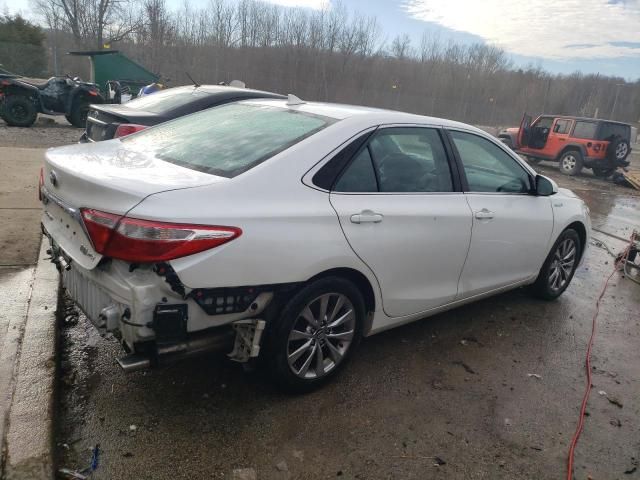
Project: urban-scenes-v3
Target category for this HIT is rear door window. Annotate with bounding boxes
[572,121,598,139]
[122,103,335,177]
[333,127,454,193]
[369,128,453,193]
[553,119,572,134]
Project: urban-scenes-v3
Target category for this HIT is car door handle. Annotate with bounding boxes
[474,209,495,220]
[350,210,383,224]
[559,138,566,141]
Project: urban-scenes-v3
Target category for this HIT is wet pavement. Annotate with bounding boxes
[53,179,640,479]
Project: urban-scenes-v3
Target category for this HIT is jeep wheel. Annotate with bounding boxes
[3,95,37,127]
[592,167,615,178]
[559,150,583,176]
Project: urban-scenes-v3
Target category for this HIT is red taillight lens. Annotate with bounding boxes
[80,209,241,262]
[38,167,44,201]
[114,124,147,138]
[88,89,98,96]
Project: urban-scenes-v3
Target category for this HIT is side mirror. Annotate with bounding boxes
[535,175,558,196]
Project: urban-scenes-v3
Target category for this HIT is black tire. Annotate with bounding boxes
[69,98,90,128]
[531,229,582,300]
[2,95,37,127]
[559,150,583,176]
[592,167,615,178]
[266,276,365,393]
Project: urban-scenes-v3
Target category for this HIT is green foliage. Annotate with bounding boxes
[0,14,45,45]
[0,14,47,76]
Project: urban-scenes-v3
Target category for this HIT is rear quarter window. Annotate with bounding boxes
[598,123,630,141]
[122,103,335,177]
[572,121,598,139]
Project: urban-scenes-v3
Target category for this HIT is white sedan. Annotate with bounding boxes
[41,97,590,391]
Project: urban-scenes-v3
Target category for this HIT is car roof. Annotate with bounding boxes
[538,114,630,126]
[239,97,485,132]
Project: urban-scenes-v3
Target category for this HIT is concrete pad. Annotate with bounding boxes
[4,239,59,480]
[0,266,36,460]
[0,210,43,266]
[0,147,44,209]
[0,147,45,266]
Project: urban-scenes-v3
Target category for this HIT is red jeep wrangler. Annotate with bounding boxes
[499,115,632,177]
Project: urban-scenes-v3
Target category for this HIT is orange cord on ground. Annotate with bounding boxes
[566,236,634,480]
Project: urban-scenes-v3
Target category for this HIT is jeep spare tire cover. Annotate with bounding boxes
[607,136,630,161]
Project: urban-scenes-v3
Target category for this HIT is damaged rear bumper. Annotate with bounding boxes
[43,228,277,370]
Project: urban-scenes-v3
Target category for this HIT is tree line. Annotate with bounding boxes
[6,0,640,126]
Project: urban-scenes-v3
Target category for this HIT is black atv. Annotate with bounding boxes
[0,74,104,128]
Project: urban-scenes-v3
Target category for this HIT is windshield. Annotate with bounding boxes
[123,88,210,114]
[122,103,335,177]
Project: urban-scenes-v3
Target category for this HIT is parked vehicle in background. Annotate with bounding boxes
[41,98,590,392]
[0,74,103,127]
[80,84,285,142]
[499,115,632,177]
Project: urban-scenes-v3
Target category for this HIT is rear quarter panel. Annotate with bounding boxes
[125,119,384,305]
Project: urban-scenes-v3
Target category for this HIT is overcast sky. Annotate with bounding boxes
[3,0,639,79]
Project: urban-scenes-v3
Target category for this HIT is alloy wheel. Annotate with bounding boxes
[548,238,576,292]
[287,293,356,379]
[561,155,577,172]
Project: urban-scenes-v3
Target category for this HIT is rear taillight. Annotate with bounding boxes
[38,167,44,201]
[80,208,241,262]
[114,124,147,138]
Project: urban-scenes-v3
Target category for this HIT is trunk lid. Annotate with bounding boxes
[86,104,163,141]
[42,140,226,269]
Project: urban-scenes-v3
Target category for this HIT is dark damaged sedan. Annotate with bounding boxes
[81,84,285,142]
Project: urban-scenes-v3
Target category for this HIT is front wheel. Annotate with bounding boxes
[267,276,364,392]
[531,229,581,300]
[559,151,583,176]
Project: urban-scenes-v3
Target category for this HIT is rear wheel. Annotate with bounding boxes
[559,150,583,176]
[2,95,37,127]
[592,167,615,178]
[531,229,581,300]
[267,276,364,392]
[68,98,90,128]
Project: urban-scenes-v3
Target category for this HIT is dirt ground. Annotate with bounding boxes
[1,119,639,480]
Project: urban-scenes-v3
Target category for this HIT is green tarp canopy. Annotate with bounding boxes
[68,50,159,96]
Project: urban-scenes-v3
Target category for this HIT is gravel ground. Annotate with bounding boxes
[0,115,83,148]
